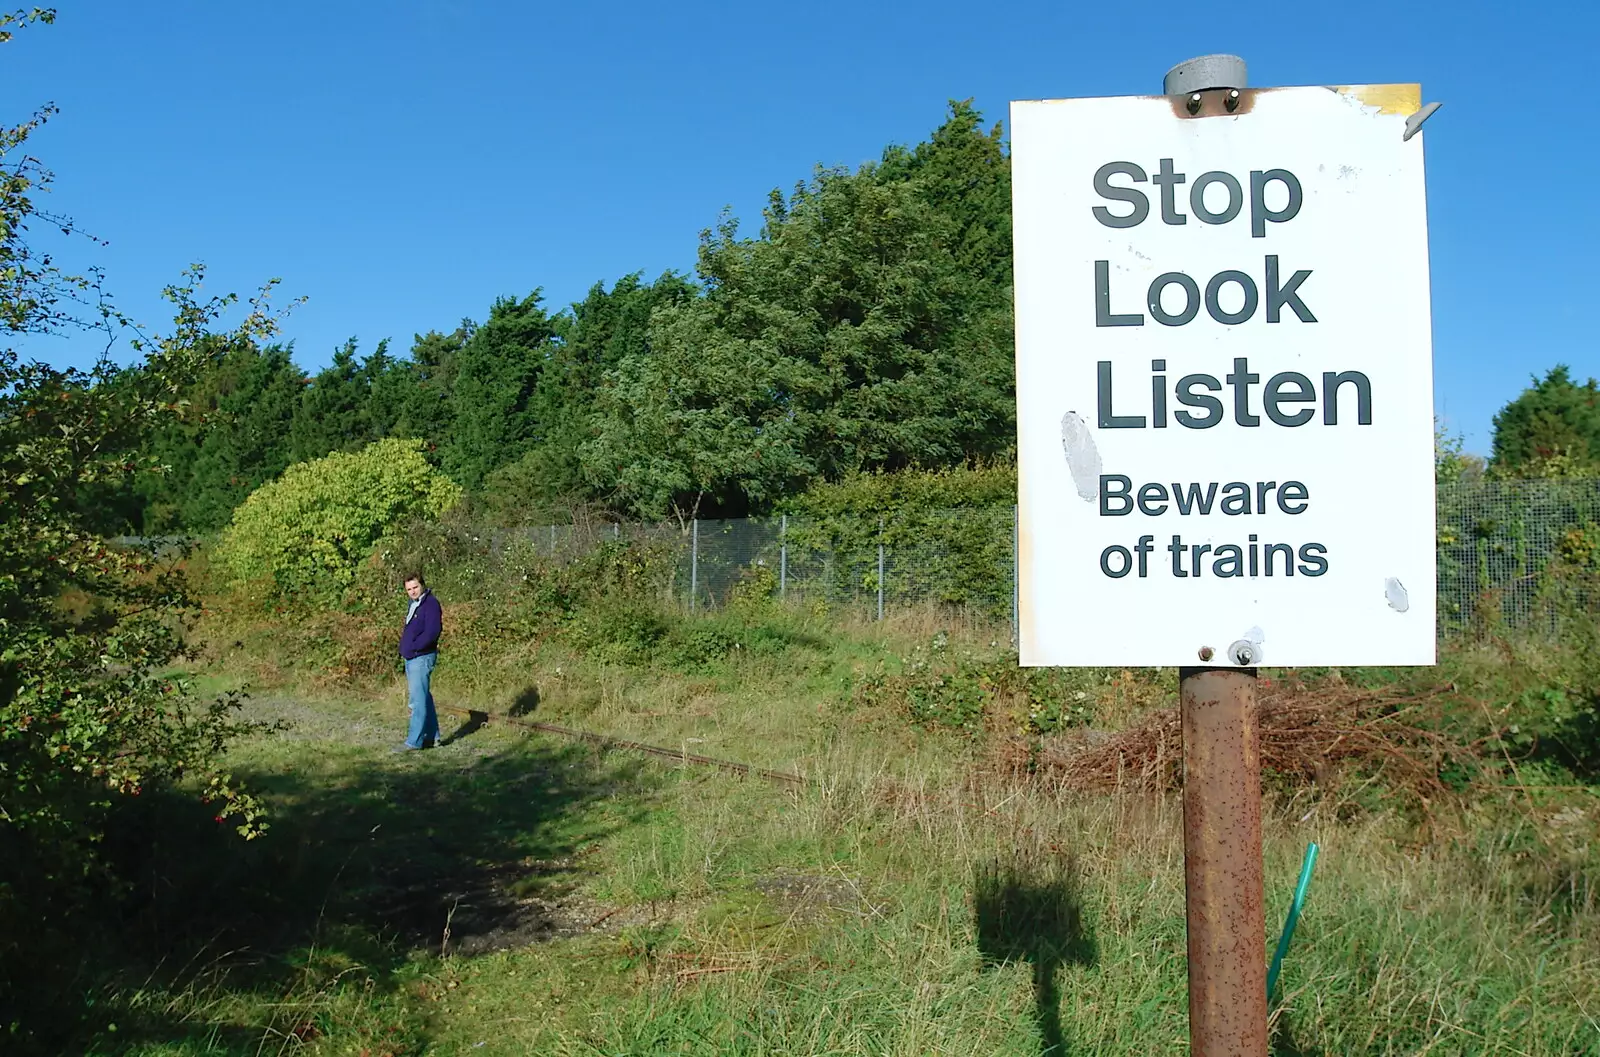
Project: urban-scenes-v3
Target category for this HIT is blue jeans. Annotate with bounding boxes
[405,652,439,749]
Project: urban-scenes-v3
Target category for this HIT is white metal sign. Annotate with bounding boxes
[1012,85,1437,668]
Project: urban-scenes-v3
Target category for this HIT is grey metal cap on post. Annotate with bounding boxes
[1164,54,1248,95]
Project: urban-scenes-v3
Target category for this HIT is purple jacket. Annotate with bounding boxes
[400,591,442,660]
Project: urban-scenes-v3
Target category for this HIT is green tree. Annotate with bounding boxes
[359,337,403,439]
[1490,365,1600,478]
[441,294,559,490]
[214,437,462,603]
[1,271,287,827]
[486,271,695,516]
[583,103,1017,518]
[580,289,816,523]
[137,340,303,533]
[378,323,468,453]
[289,337,368,462]
[1435,422,1486,486]
[1,19,292,953]
[879,99,1013,295]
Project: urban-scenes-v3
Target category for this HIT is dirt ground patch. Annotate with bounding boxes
[418,862,699,957]
[755,870,880,923]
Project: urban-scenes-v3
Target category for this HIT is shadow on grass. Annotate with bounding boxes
[439,708,490,745]
[2,735,652,1056]
[1271,1008,1322,1056]
[973,848,1097,1056]
[509,684,541,717]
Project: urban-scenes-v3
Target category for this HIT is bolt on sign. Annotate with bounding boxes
[1011,85,1437,668]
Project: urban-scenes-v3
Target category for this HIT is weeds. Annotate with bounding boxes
[15,523,1595,1054]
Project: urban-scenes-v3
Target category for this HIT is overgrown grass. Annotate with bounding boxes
[12,533,1599,1054]
[33,679,1599,1055]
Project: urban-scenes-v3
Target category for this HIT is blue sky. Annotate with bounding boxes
[6,0,1596,454]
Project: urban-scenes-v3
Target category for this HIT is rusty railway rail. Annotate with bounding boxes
[434,703,808,788]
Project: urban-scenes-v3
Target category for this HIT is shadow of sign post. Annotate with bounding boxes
[973,849,1097,1056]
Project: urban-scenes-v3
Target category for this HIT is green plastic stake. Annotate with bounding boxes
[1267,842,1319,1002]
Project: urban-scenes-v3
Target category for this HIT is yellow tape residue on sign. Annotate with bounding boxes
[1334,84,1421,115]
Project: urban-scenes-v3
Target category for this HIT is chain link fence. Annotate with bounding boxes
[493,478,1600,642]
[1437,478,1600,636]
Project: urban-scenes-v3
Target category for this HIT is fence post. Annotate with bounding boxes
[1012,504,1020,648]
[877,517,885,622]
[690,518,699,611]
[549,524,556,554]
[613,522,620,541]
[780,514,788,600]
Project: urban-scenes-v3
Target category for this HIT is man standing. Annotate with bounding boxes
[397,573,442,751]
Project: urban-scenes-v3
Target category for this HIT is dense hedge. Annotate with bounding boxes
[214,438,462,603]
[781,465,1017,616]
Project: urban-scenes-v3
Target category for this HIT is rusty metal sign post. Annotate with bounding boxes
[1179,661,1267,1054]
[1165,54,1270,1057]
[1161,52,1267,1057]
